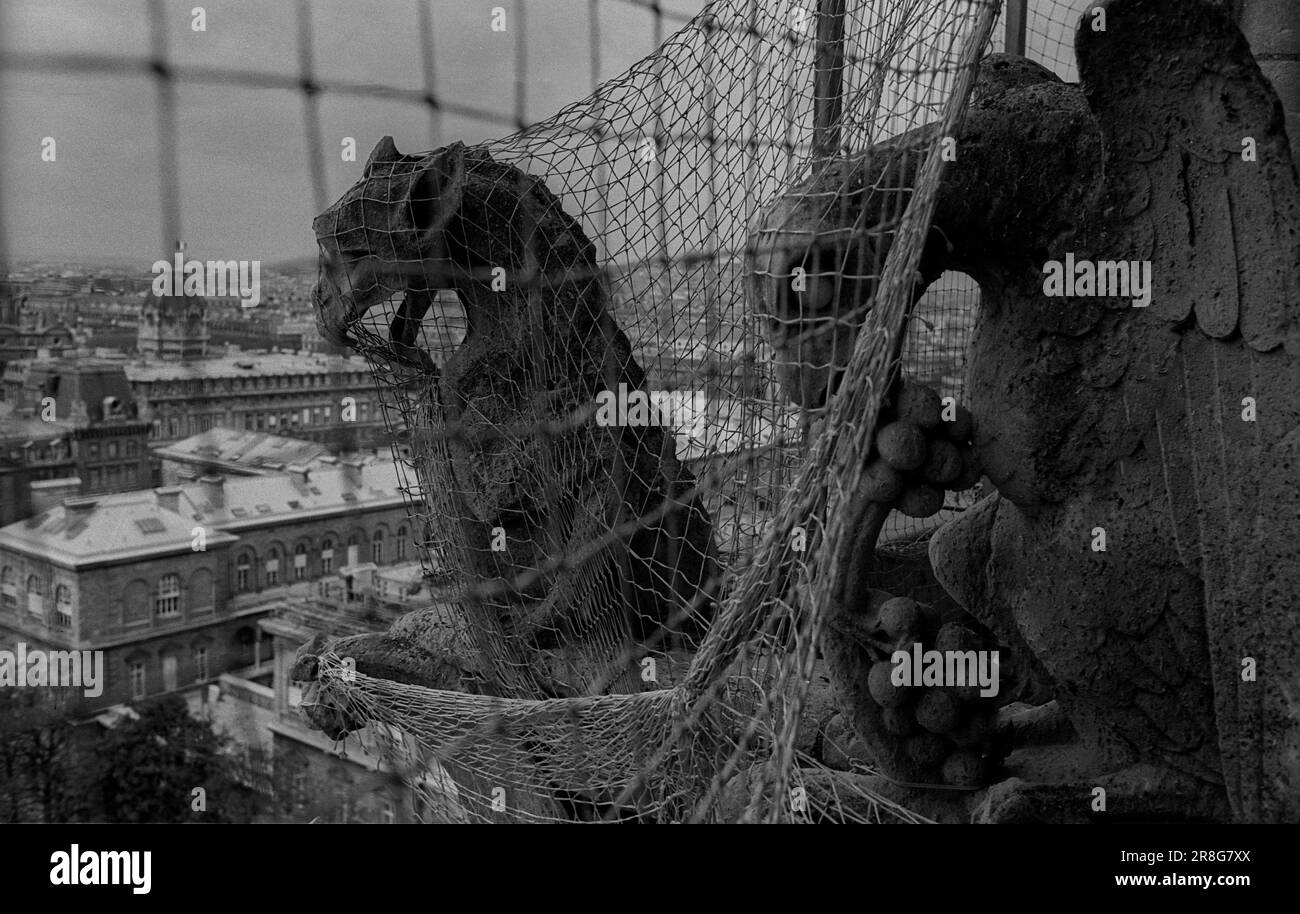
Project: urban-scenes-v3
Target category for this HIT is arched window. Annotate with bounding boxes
[321,538,334,575]
[371,529,384,564]
[236,553,252,592]
[193,645,209,681]
[266,547,281,586]
[54,584,73,627]
[293,543,308,581]
[1,566,14,608]
[129,659,147,699]
[155,574,181,617]
[26,575,43,617]
[396,526,408,561]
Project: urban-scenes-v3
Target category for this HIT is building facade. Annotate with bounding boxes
[137,286,209,361]
[224,565,461,823]
[0,460,414,716]
[4,351,393,450]
[0,358,154,522]
[123,351,391,449]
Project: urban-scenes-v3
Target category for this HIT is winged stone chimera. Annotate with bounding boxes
[763,0,1300,822]
[301,137,720,712]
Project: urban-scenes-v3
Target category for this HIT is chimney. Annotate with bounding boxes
[340,457,364,484]
[31,477,82,514]
[62,494,99,518]
[285,463,310,482]
[199,475,225,509]
[154,486,183,513]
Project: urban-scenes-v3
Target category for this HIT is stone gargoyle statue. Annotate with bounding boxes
[756,0,1300,822]
[301,136,720,713]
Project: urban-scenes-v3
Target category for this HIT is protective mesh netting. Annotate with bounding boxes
[304,0,1076,823]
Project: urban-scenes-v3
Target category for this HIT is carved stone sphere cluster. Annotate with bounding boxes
[859,590,1006,787]
[864,380,980,516]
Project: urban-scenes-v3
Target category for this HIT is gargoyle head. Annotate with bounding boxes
[746,136,932,411]
[311,137,467,349]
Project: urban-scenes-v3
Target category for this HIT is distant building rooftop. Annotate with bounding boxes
[0,402,74,442]
[154,427,342,476]
[0,461,407,568]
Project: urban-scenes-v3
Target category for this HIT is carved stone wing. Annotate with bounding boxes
[1078,0,1300,821]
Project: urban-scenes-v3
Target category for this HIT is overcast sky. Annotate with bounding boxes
[0,0,713,266]
[0,0,1084,268]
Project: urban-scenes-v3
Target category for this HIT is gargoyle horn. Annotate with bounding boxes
[365,135,403,176]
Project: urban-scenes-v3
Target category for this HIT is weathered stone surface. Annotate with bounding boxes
[794,661,840,757]
[759,0,1300,822]
[821,712,874,771]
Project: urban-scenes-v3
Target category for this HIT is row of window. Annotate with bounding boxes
[126,645,209,699]
[153,415,216,438]
[240,401,372,433]
[89,439,138,460]
[86,462,143,488]
[2,570,192,628]
[144,373,370,397]
[0,568,73,627]
[14,445,67,464]
[3,526,412,626]
[117,572,214,626]
[234,529,408,590]
[85,439,140,460]
[152,402,379,439]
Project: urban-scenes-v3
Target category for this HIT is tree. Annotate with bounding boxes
[0,687,85,823]
[95,694,256,823]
